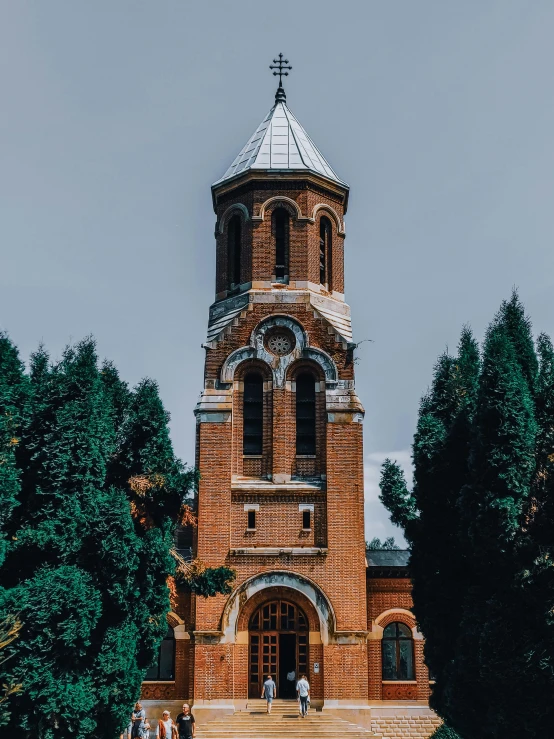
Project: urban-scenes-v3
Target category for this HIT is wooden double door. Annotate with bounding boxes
[248,600,309,698]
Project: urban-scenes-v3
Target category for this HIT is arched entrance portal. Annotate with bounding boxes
[248,599,309,698]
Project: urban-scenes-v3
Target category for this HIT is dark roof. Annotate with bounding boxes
[366,549,410,568]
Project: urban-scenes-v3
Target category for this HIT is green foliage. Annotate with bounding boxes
[379,459,416,529]
[366,537,401,550]
[379,293,554,739]
[0,332,29,568]
[182,565,236,598]
[429,726,463,739]
[0,615,23,727]
[0,337,224,739]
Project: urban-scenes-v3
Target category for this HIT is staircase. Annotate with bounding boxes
[195,699,381,739]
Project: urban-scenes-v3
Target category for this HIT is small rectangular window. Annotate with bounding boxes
[247,509,256,530]
[302,509,311,530]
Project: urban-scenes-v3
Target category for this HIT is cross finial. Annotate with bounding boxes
[269,53,292,103]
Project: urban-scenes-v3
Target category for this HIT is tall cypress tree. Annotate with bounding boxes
[379,294,554,739]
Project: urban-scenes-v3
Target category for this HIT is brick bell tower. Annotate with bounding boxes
[192,58,368,719]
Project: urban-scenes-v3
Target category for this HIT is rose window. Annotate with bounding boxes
[265,330,295,357]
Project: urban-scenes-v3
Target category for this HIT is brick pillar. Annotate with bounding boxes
[415,640,431,701]
[272,386,293,483]
[368,639,382,700]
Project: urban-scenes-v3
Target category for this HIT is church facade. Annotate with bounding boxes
[141,74,441,738]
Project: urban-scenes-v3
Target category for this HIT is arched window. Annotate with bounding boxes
[319,217,332,287]
[273,208,289,281]
[227,214,242,289]
[145,626,175,681]
[382,622,414,681]
[296,373,316,455]
[243,373,263,455]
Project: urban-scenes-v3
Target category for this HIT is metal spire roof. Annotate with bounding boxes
[213,91,347,189]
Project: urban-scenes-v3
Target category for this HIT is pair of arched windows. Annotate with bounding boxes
[242,372,316,457]
[381,622,415,680]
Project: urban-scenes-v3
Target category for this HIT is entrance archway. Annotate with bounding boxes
[248,599,309,698]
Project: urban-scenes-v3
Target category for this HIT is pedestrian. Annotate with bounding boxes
[296,674,310,717]
[156,710,177,739]
[131,702,149,738]
[261,674,276,714]
[175,703,195,739]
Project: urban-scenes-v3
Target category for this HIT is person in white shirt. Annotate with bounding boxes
[296,674,310,717]
[156,710,176,739]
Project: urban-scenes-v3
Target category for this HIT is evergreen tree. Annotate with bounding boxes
[0,332,29,568]
[366,537,401,550]
[379,294,554,739]
[0,338,234,738]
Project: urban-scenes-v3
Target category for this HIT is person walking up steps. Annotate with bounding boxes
[262,674,277,714]
[296,674,310,717]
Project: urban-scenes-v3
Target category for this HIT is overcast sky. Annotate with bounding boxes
[2,1,554,545]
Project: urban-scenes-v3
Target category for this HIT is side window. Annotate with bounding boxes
[273,208,290,281]
[319,216,332,288]
[145,626,175,681]
[296,373,316,455]
[247,509,256,530]
[302,509,311,530]
[243,373,263,455]
[382,622,415,681]
[227,214,242,289]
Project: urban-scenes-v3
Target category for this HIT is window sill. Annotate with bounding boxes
[142,680,176,684]
[296,455,316,459]
[301,528,312,532]
[382,680,417,684]
[246,528,257,532]
[243,455,263,459]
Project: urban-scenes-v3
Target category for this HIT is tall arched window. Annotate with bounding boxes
[273,208,290,281]
[227,214,242,289]
[382,622,415,680]
[243,373,263,455]
[145,626,175,681]
[319,217,332,287]
[296,373,316,455]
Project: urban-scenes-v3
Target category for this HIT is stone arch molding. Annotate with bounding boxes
[253,196,304,222]
[311,204,345,235]
[220,315,338,388]
[372,608,423,641]
[166,610,190,640]
[218,203,250,234]
[220,570,337,645]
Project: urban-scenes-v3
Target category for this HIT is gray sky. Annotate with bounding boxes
[2,1,554,545]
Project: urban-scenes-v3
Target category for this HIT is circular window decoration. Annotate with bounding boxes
[265,329,295,357]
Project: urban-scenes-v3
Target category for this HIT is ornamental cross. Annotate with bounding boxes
[269,53,292,84]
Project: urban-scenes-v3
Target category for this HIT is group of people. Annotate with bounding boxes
[261,674,311,717]
[126,702,195,739]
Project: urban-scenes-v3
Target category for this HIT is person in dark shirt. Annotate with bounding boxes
[176,703,195,739]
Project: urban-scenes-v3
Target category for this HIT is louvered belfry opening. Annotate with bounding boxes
[319,216,332,289]
[273,208,289,281]
[227,214,242,289]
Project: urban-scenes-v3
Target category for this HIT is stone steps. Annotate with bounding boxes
[195,700,380,739]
